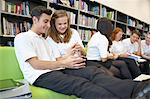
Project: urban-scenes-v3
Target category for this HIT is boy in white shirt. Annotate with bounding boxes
[122,30,141,56]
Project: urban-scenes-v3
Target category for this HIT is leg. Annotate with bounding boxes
[33,70,117,99]
[64,66,136,99]
[86,60,114,76]
[118,57,141,78]
[112,60,132,79]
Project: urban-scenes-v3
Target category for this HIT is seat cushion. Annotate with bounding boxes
[30,85,77,99]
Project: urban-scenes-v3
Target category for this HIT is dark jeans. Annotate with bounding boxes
[33,66,136,99]
[118,57,141,78]
[87,60,132,79]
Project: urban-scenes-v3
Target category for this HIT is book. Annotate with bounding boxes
[0,79,32,99]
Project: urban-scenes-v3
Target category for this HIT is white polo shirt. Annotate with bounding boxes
[14,30,61,84]
[141,40,150,56]
[46,28,84,56]
[110,41,127,55]
[122,38,139,54]
[86,31,108,61]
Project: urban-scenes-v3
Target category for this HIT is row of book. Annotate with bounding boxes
[66,11,76,25]
[79,0,100,15]
[128,18,136,27]
[128,19,149,31]
[1,0,30,16]
[50,0,100,16]
[78,29,95,42]
[79,14,97,29]
[101,7,115,20]
[2,17,31,36]
[50,0,79,8]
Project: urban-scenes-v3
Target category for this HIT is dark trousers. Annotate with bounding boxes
[118,57,141,78]
[139,60,150,75]
[33,66,136,99]
[87,60,132,79]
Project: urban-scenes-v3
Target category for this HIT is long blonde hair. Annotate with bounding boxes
[48,10,72,43]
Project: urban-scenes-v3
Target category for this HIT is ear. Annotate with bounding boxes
[32,16,38,24]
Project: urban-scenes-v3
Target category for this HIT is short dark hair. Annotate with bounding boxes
[131,30,141,37]
[30,6,52,20]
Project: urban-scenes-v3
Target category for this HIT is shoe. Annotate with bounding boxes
[131,79,150,99]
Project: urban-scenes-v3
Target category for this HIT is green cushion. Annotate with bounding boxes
[30,86,77,99]
[0,47,78,99]
[0,47,23,80]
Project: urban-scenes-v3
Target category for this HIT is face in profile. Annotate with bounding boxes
[130,33,140,43]
[115,31,123,41]
[34,13,51,35]
[55,16,68,34]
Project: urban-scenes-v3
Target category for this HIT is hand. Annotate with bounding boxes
[120,53,129,58]
[62,55,86,69]
[112,53,119,59]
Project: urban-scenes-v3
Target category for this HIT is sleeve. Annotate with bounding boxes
[141,41,145,55]
[14,34,37,62]
[97,36,108,58]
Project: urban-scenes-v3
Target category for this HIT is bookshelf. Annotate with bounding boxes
[0,0,48,46]
[0,0,150,46]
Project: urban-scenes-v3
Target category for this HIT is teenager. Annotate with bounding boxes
[122,30,141,56]
[140,31,150,74]
[14,7,150,99]
[47,10,114,76]
[86,18,133,79]
[110,27,141,78]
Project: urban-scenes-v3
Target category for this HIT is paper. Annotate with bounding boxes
[134,74,150,81]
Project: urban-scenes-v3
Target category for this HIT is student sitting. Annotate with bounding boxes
[110,27,141,78]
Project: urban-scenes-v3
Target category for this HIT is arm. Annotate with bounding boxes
[135,39,141,56]
[27,55,86,70]
[141,54,150,60]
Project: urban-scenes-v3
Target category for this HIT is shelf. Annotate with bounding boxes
[79,25,96,30]
[0,10,31,18]
[79,10,99,18]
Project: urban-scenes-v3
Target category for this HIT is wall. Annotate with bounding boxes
[95,0,150,24]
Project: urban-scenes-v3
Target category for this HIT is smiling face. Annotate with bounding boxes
[33,13,51,35]
[55,16,68,34]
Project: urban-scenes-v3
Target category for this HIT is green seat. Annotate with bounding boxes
[0,47,77,99]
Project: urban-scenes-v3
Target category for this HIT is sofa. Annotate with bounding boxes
[0,47,78,99]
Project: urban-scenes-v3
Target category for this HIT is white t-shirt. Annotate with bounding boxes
[110,41,127,55]
[86,31,108,61]
[14,30,61,84]
[122,38,139,54]
[141,40,150,56]
[46,29,84,56]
